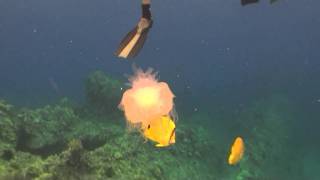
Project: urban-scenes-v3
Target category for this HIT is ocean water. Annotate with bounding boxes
[0,0,319,179]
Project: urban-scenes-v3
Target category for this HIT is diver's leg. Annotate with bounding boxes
[141,0,151,20]
[115,0,152,58]
[142,0,150,5]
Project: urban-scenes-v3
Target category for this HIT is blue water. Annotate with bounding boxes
[1,0,320,178]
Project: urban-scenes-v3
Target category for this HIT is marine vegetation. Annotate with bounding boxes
[0,72,305,179]
[0,100,17,160]
[226,95,303,180]
[84,71,123,116]
[16,100,79,156]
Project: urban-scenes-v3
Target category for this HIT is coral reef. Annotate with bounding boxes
[84,71,123,115]
[0,95,221,179]
[0,72,304,180]
[0,100,17,161]
[0,100,219,179]
[16,99,79,155]
[227,95,303,180]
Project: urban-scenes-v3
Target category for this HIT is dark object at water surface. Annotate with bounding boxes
[241,0,259,6]
[241,0,279,6]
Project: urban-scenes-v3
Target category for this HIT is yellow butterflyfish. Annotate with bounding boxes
[228,136,245,165]
[143,115,176,147]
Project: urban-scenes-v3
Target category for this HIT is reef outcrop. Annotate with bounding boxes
[85,71,123,115]
[0,73,303,179]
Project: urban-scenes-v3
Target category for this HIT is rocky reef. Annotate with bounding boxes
[0,101,219,179]
[0,100,17,162]
[227,95,303,180]
[0,71,220,180]
[84,71,123,116]
[0,71,304,179]
[16,99,79,156]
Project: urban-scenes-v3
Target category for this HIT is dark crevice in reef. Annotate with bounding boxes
[16,127,31,151]
[1,149,14,161]
[15,127,107,157]
[80,136,107,151]
[23,142,66,157]
[16,127,66,157]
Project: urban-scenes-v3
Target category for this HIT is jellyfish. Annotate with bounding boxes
[119,68,175,129]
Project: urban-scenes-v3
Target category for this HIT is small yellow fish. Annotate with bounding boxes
[143,115,176,147]
[228,136,245,165]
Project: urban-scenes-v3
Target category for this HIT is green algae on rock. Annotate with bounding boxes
[228,95,303,180]
[0,72,306,180]
[0,100,17,160]
[85,71,123,115]
[16,102,79,156]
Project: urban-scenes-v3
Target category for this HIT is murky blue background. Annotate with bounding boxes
[1,0,320,166]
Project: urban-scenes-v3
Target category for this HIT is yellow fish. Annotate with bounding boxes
[228,136,245,165]
[143,115,176,147]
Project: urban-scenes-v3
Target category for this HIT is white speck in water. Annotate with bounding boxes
[194,108,198,112]
[200,39,209,46]
[33,29,37,33]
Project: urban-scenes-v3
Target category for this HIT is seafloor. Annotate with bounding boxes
[0,71,310,180]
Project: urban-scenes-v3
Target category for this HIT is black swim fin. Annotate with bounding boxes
[241,0,259,6]
[115,22,152,59]
[115,2,152,59]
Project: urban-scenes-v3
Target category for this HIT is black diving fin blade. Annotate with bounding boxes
[241,0,259,6]
[115,26,150,59]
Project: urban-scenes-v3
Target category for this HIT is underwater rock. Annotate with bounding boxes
[0,140,92,180]
[173,124,220,159]
[0,98,224,179]
[0,100,17,159]
[85,71,123,115]
[0,117,17,154]
[0,114,222,179]
[16,101,79,156]
[0,100,14,117]
[71,119,123,151]
[229,95,303,179]
[0,151,45,179]
[22,97,122,154]
[61,139,88,170]
[1,149,14,161]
